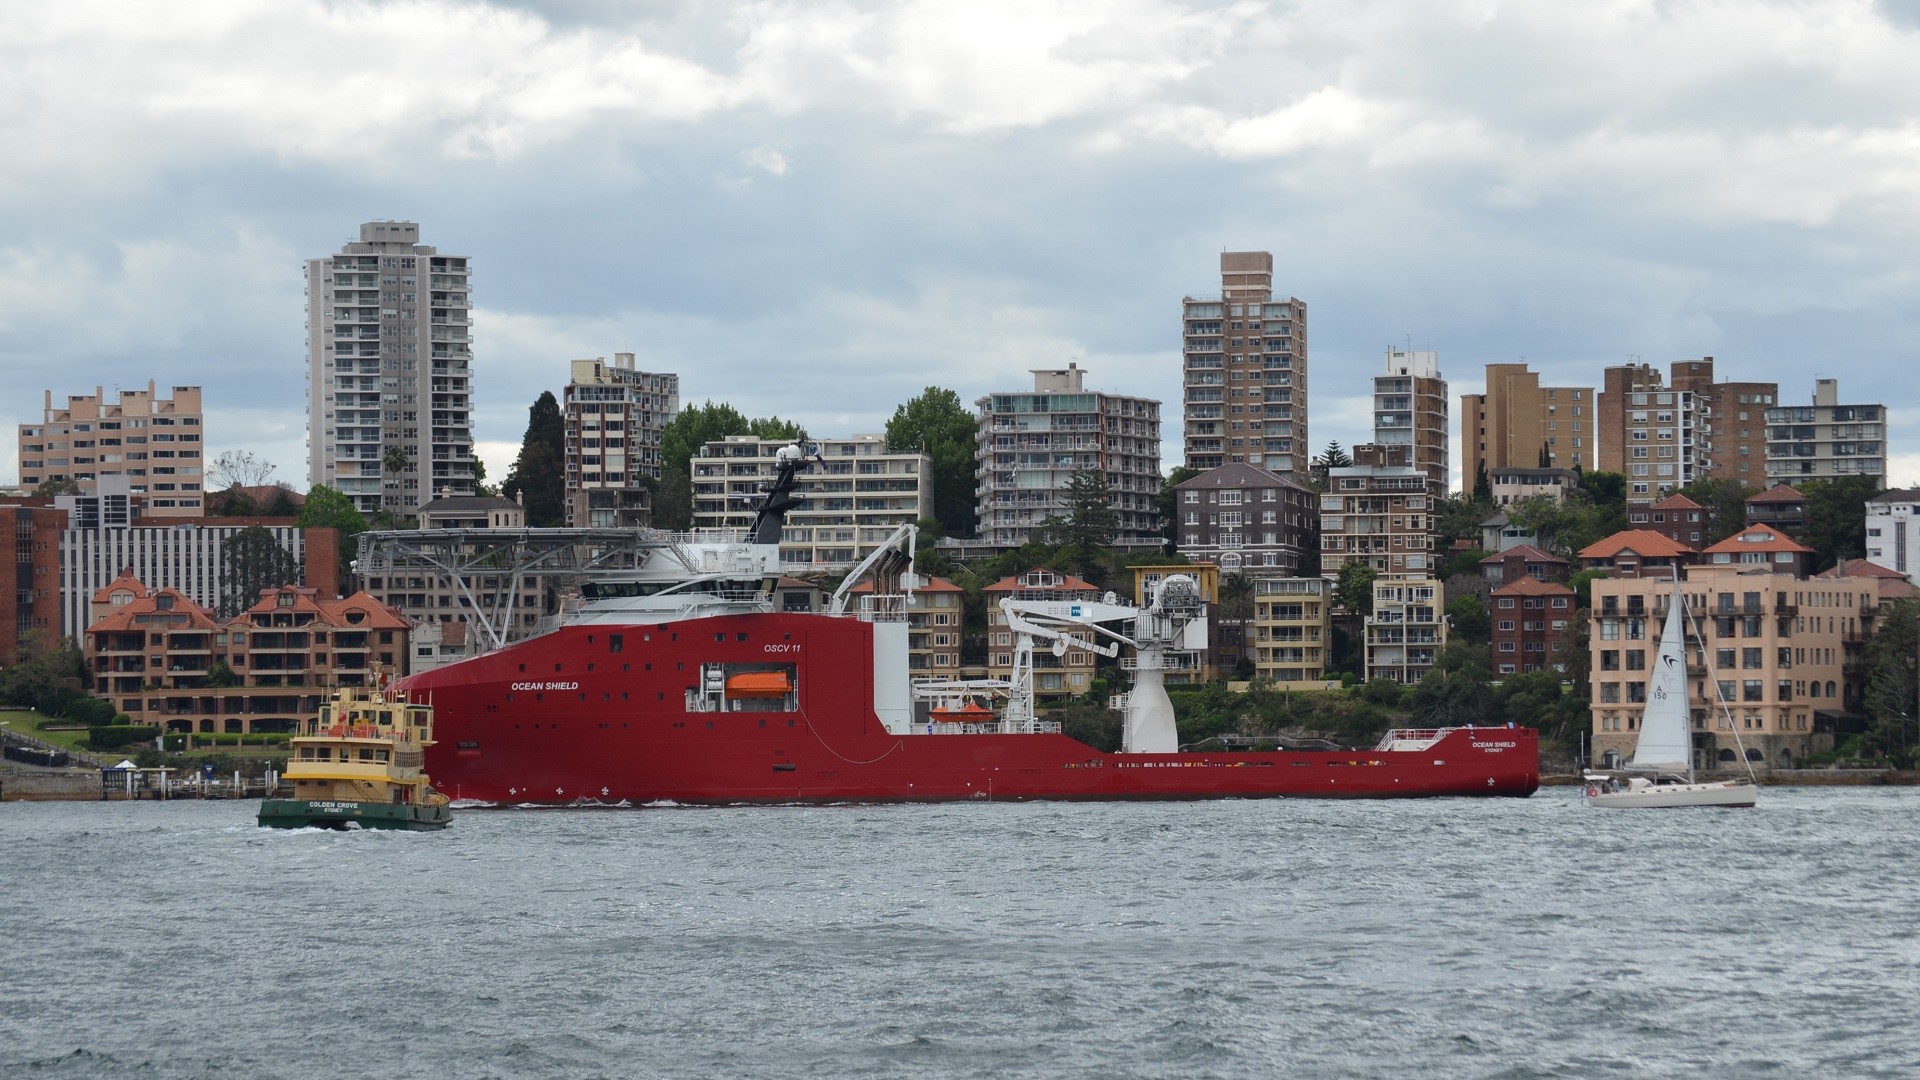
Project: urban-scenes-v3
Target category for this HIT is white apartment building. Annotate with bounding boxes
[17,383,205,516]
[1372,349,1447,489]
[1865,489,1920,575]
[306,221,476,515]
[975,364,1162,548]
[691,434,931,568]
[1365,575,1446,684]
[59,521,312,637]
[563,354,680,528]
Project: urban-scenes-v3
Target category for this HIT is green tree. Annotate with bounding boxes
[655,402,754,529]
[1863,596,1919,766]
[885,387,980,536]
[383,443,408,479]
[1446,594,1490,643]
[1472,460,1490,501]
[1156,465,1200,544]
[1434,492,1497,552]
[1799,476,1882,573]
[297,485,366,568]
[1056,467,1118,582]
[501,391,566,527]
[0,634,85,715]
[34,477,80,496]
[218,525,299,618]
[1309,441,1351,492]
[1412,639,1495,726]
[1336,561,1377,616]
[471,457,498,499]
[261,485,300,517]
[1675,477,1756,546]
[748,416,807,442]
[207,660,238,689]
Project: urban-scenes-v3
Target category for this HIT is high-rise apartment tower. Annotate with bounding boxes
[1181,252,1308,483]
[1372,349,1448,490]
[306,221,476,515]
[1460,363,1594,489]
[563,354,679,528]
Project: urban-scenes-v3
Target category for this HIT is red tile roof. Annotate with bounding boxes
[848,574,962,593]
[91,569,149,604]
[1814,558,1908,580]
[1746,483,1808,505]
[1701,523,1812,556]
[1492,575,1576,597]
[85,588,221,634]
[1578,530,1698,560]
[1649,493,1703,511]
[984,567,1100,592]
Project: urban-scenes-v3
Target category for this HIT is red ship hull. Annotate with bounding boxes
[397,613,1539,804]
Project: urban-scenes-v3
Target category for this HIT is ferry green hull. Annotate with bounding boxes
[257,798,452,831]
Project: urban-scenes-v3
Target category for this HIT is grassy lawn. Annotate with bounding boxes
[2,711,288,766]
[0,710,99,757]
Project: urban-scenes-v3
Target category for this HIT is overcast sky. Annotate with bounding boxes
[5,0,1919,496]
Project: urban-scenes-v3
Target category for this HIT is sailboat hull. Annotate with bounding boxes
[1583,781,1757,809]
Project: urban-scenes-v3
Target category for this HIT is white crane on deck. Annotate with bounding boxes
[998,574,1209,753]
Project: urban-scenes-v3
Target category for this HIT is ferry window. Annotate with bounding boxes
[554,663,563,671]
[610,634,623,653]
[518,664,526,672]
[587,664,594,672]
[377,750,389,762]
[586,636,593,644]
[359,748,375,761]
[715,633,725,642]
[644,663,650,671]
[736,633,748,642]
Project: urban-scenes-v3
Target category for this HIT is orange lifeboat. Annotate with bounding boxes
[724,671,794,699]
[930,700,996,723]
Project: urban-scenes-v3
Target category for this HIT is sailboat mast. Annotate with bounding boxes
[1690,579,1761,785]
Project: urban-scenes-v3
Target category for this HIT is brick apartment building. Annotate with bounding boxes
[1173,462,1317,575]
[1490,575,1576,676]
[86,579,409,734]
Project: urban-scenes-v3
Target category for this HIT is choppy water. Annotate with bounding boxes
[2,790,1917,1079]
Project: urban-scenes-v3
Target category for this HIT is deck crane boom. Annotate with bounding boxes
[998,573,1208,752]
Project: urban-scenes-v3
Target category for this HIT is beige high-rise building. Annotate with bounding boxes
[1460,363,1594,488]
[562,354,679,528]
[306,221,476,516]
[17,383,205,516]
[1668,357,1776,484]
[1599,357,1777,505]
[1181,252,1309,483]
[1373,348,1448,490]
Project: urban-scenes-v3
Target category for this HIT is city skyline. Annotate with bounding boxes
[5,1,1920,497]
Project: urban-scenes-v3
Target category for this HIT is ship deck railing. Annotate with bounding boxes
[1373,727,1483,751]
[914,721,1062,735]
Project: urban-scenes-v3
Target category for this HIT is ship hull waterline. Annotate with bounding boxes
[397,614,1540,806]
[258,799,453,830]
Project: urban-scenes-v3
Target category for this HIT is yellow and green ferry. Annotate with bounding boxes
[258,685,452,831]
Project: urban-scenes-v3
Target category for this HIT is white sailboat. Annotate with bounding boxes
[1584,583,1758,809]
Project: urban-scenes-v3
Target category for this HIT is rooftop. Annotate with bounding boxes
[1746,484,1808,506]
[1578,530,1698,560]
[1701,524,1813,556]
